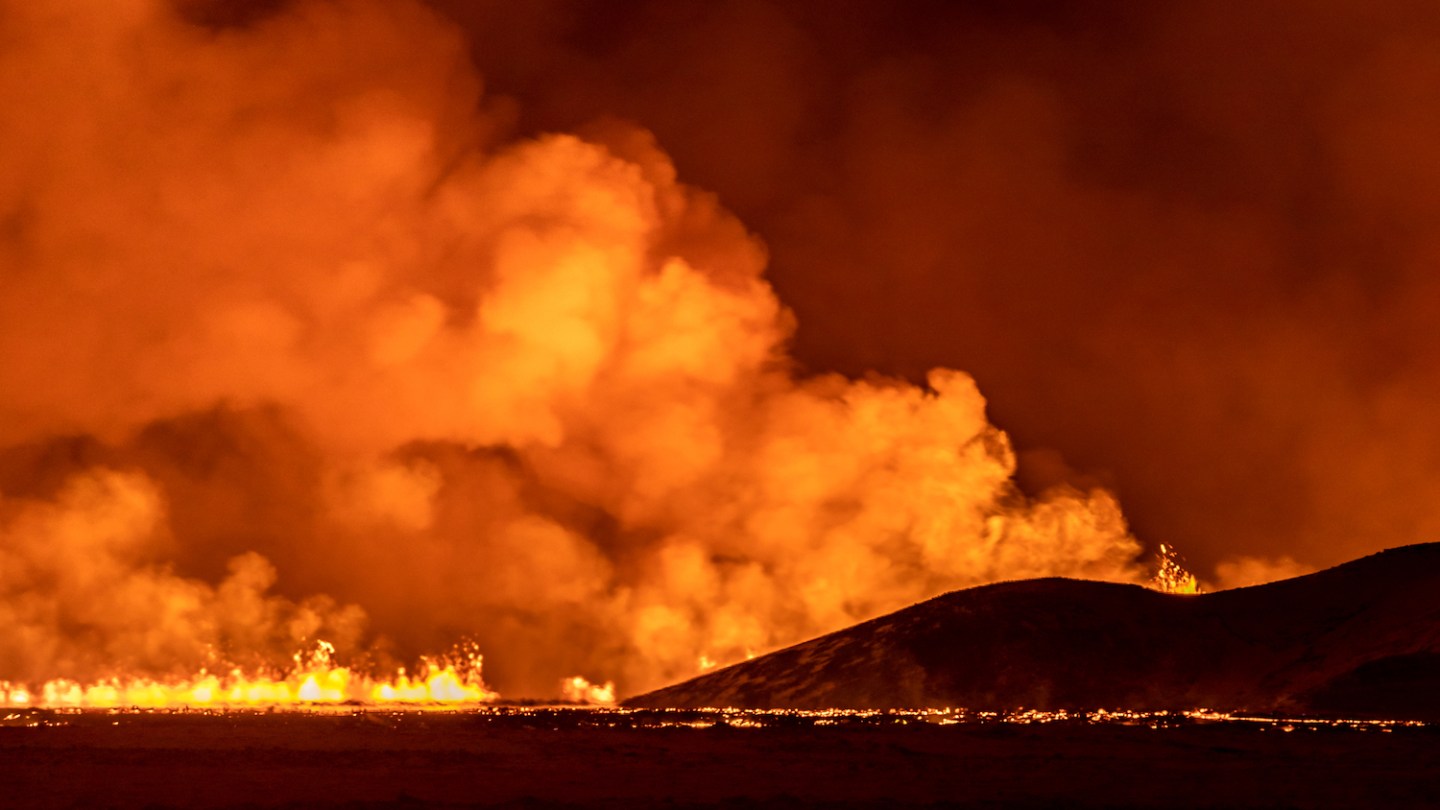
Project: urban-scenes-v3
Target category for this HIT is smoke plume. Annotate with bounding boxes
[430,0,1440,581]
[0,0,1143,695]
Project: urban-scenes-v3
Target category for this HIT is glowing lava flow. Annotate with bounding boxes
[0,641,499,709]
[2,544,1206,711]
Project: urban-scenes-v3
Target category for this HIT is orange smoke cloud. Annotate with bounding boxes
[436,0,1440,587]
[0,0,1143,696]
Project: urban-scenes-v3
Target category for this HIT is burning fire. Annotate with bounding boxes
[1152,544,1202,595]
[0,641,498,709]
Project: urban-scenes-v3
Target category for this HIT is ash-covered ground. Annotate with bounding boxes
[2,707,1437,809]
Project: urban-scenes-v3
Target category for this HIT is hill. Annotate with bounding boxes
[626,543,1440,716]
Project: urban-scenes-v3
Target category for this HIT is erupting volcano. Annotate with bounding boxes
[0,0,1187,704]
[8,1,1440,807]
[0,0,1430,717]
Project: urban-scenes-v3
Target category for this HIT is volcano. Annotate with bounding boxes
[627,543,1440,717]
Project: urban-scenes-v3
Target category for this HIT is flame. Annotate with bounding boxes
[560,676,616,706]
[0,641,498,709]
[1152,544,1201,595]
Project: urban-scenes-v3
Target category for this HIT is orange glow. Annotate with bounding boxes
[1151,544,1201,595]
[696,648,756,674]
[0,641,497,709]
[0,0,1158,701]
[560,675,617,706]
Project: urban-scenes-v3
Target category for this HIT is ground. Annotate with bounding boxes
[2,708,1438,808]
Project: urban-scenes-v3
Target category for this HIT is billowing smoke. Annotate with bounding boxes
[432,0,1440,583]
[0,0,1142,695]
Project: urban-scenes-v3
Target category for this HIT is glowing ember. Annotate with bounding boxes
[1152,544,1202,595]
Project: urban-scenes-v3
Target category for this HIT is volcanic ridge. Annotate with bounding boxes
[628,543,1440,718]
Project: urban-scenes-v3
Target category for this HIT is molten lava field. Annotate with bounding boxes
[2,706,1438,809]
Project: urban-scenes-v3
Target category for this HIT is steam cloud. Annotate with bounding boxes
[432,0,1440,583]
[0,0,1147,695]
[0,1,1146,694]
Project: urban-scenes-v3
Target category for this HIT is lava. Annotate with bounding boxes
[1152,544,1202,595]
[0,640,498,709]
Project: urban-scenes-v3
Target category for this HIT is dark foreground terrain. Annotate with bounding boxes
[9,545,1440,809]
[2,707,1438,809]
[631,543,1440,715]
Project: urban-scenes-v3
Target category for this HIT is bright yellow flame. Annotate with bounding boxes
[1151,543,1201,595]
[0,641,499,709]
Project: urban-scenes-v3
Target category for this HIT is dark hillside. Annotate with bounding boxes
[628,544,1440,717]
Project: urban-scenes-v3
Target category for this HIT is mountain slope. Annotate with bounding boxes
[626,543,1440,716]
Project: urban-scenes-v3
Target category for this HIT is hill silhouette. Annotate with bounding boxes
[627,544,1440,717]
